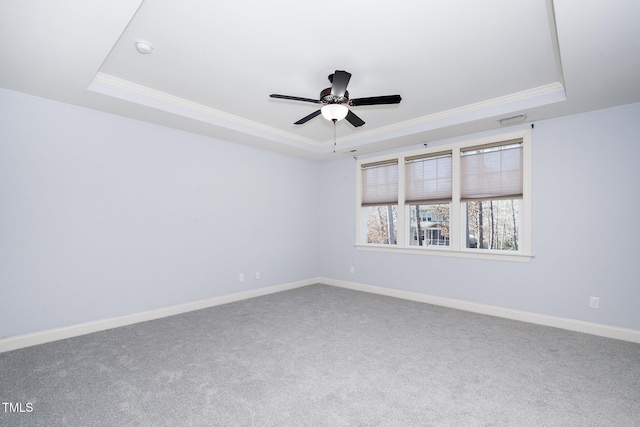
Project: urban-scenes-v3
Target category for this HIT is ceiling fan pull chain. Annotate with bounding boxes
[333,119,337,153]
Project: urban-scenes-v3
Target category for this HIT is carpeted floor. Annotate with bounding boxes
[1,284,639,426]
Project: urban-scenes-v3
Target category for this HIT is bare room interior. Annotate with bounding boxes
[1,0,639,425]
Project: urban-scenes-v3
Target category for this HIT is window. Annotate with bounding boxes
[410,203,450,246]
[464,200,519,250]
[364,205,397,244]
[405,152,452,247]
[361,160,398,245]
[356,130,532,261]
[461,141,522,251]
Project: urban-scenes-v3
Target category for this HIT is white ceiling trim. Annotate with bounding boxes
[324,82,567,149]
[88,72,324,152]
[90,71,566,155]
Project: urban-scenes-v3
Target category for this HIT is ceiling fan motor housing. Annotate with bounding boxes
[320,87,349,104]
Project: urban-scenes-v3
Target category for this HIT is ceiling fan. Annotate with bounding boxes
[270,70,402,127]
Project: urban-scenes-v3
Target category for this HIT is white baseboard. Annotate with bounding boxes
[320,277,640,344]
[0,278,315,353]
[3,277,639,353]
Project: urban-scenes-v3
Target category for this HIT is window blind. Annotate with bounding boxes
[361,160,398,206]
[460,142,522,201]
[405,152,452,204]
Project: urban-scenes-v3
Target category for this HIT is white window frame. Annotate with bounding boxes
[355,129,533,262]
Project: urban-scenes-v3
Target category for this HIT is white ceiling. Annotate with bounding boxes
[2,0,639,160]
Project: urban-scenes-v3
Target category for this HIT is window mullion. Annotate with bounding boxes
[355,162,363,245]
[450,148,462,251]
[521,132,532,254]
[397,159,406,247]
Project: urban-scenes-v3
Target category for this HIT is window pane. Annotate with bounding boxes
[405,153,452,203]
[362,161,398,206]
[461,143,522,200]
[364,205,398,245]
[465,199,520,250]
[409,203,450,247]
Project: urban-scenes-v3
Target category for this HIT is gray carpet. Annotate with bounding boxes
[1,284,639,426]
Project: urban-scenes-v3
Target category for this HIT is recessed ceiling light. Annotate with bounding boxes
[135,40,153,54]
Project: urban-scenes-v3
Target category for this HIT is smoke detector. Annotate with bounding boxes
[135,40,153,54]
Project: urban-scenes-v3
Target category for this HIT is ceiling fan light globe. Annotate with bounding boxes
[321,104,348,122]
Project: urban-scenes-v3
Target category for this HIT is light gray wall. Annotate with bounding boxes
[2,87,639,340]
[318,102,640,331]
[0,89,320,338]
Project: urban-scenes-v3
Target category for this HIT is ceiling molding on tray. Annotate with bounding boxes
[324,82,567,149]
[88,72,324,151]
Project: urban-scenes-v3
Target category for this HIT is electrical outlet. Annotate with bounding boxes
[589,297,600,309]
[349,266,355,274]
[239,273,245,282]
[255,272,260,280]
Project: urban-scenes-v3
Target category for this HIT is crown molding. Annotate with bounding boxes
[89,72,565,155]
[88,72,324,150]
[326,82,566,148]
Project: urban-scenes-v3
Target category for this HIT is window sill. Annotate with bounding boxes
[355,244,534,262]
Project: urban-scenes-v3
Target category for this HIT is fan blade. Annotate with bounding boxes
[345,110,365,127]
[350,95,402,106]
[331,70,352,97]
[294,109,322,125]
[270,94,321,104]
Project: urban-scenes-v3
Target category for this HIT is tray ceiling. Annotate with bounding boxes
[2,0,639,160]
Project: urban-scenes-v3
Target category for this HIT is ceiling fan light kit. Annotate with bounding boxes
[270,70,402,128]
[321,104,349,122]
